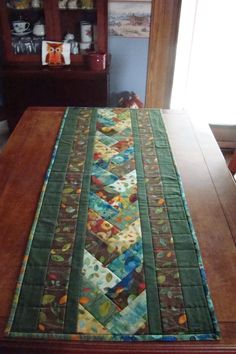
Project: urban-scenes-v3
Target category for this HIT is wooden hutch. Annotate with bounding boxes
[0,0,109,130]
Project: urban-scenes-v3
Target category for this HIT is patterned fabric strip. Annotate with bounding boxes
[130,110,162,334]
[5,108,220,341]
[64,109,97,333]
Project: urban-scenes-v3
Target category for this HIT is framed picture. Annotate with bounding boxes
[108,0,152,38]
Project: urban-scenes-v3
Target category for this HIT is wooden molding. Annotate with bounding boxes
[145,0,182,108]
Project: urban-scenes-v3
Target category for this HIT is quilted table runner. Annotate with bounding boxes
[6,108,220,341]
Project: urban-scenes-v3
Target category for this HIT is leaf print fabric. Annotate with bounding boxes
[5,108,220,342]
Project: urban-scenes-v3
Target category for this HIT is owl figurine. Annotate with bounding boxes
[45,42,65,66]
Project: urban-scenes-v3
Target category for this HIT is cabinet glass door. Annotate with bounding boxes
[6,0,46,56]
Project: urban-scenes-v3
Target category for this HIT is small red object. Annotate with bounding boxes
[87,52,107,71]
[119,91,143,108]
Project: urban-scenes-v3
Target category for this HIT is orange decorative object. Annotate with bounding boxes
[45,42,65,66]
[42,41,71,66]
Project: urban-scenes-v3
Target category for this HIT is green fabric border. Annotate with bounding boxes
[130,109,162,334]
[5,108,71,335]
[11,108,79,332]
[64,108,97,333]
[149,108,220,338]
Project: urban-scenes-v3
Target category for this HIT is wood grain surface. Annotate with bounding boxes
[145,0,181,108]
[0,107,236,353]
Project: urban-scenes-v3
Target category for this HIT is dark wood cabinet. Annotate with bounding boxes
[0,0,109,130]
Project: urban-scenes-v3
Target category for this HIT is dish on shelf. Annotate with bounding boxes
[11,30,32,36]
[6,2,43,9]
[7,2,30,9]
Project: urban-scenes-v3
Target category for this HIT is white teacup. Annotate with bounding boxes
[12,20,30,33]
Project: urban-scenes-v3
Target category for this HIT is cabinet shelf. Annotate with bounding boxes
[0,0,107,64]
[0,0,109,130]
[59,8,96,11]
[6,6,44,10]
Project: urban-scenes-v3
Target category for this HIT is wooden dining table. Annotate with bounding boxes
[0,107,236,353]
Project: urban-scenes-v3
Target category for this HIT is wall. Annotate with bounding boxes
[108,36,149,106]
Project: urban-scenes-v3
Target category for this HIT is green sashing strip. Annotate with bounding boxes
[130,110,162,334]
[7,108,72,334]
[64,108,97,333]
[149,108,220,337]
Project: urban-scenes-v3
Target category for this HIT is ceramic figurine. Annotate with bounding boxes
[67,0,78,9]
[81,0,93,9]
[64,33,75,41]
[31,0,41,8]
[58,0,68,9]
[64,33,79,54]
[11,0,30,9]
